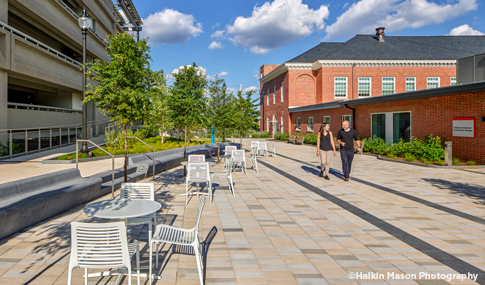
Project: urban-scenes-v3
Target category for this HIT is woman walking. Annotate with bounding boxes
[316,123,337,180]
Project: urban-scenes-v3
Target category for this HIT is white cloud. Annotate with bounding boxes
[447,24,484,35]
[342,3,349,9]
[243,86,258,92]
[211,30,226,40]
[216,71,228,77]
[167,65,210,81]
[325,0,478,40]
[226,0,329,54]
[208,41,223,49]
[141,9,203,45]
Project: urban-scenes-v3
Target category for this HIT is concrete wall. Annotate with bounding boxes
[8,108,81,129]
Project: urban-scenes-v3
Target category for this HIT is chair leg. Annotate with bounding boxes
[150,241,153,283]
[84,268,88,285]
[128,264,132,285]
[209,180,213,203]
[148,221,152,244]
[229,176,235,197]
[193,244,204,285]
[185,181,189,204]
[136,245,140,285]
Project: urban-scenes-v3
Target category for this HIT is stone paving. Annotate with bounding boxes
[0,139,485,284]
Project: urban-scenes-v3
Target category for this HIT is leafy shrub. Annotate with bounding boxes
[304,133,318,144]
[251,132,270,138]
[420,157,432,165]
[467,160,476,166]
[0,141,21,157]
[388,139,409,157]
[274,132,289,141]
[404,153,416,162]
[134,127,153,140]
[387,153,397,159]
[438,160,445,166]
[452,157,460,165]
[362,136,389,155]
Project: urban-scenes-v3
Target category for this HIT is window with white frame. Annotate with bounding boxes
[406,77,416,92]
[296,117,301,130]
[451,77,457,86]
[281,82,284,102]
[358,77,371,97]
[382,77,395,95]
[334,77,347,98]
[273,85,276,104]
[281,114,284,132]
[427,77,440,89]
[322,116,330,125]
[342,115,352,128]
[308,117,314,132]
[266,88,269,106]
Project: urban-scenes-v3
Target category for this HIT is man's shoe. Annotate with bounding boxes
[344,177,349,181]
[324,175,330,180]
[319,170,323,177]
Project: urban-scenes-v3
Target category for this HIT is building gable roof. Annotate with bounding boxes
[287,35,485,63]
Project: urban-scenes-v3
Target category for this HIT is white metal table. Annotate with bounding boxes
[83,199,162,284]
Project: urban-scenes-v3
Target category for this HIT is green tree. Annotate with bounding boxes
[84,33,156,182]
[234,89,260,146]
[207,76,236,142]
[149,72,172,143]
[167,63,208,173]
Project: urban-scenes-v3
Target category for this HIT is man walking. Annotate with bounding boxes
[337,120,361,181]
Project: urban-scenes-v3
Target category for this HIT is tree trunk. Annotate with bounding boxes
[161,121,165,144]
[123,123,128,182]
[240,131,243,147]
[183,125,187,176]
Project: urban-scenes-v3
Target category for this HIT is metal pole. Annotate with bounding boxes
[112,156,115,199]
[9,131,12,158]
[76,140,79,169]
[38,129,41,152]
[81,29,89,152]
[25,130,28,155]
[68,127,70,145]
[49,129,52,149]
[59,127,62,146]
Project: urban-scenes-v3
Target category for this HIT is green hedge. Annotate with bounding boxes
[363,135,445,162]
[251,132,271,138]
[274,132,289,141]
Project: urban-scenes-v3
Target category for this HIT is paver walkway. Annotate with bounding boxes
[0,138,484,284]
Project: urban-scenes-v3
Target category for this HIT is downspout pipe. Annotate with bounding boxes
[344,104,356,130]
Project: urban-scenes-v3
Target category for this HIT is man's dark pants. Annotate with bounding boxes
[340,150,354,178]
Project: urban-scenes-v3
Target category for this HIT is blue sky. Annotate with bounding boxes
[129,0,483,95]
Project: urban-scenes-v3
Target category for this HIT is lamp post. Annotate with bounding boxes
[222,82,227,142]
[78,8,91,153]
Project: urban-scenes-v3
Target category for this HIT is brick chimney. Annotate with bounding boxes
[376,27,385,42]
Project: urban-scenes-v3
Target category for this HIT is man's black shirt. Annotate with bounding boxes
[337,128,358,151]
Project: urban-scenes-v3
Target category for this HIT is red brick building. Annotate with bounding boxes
[259,28,485,136]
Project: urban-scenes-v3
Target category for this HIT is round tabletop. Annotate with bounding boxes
[83,199,161,220]
[181,161,216,166]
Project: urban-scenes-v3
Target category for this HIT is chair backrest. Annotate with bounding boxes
[226,158,234,177]
[251,147,258,159]
[194,196,207,232]
[259,142,267,151]
[120,183,155,201]
[70,222,130,269]
[250,141,259,149]
[187,162,210,181]
[188,155,205,162]
[232,150,245,162]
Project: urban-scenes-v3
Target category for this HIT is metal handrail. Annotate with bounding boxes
[127,136,156,180]
[0,20,81,66]
[0,118,111,132]
[76,140,115,199]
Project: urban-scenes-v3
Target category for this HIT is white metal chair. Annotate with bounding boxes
[224,145,237,164]
[250,147,259,172]
[232,150,247,175]
[150,196,207,285]
[210,157,235,198]
[186,162,212,204]
[258,142,268,158]
[120,183,156,243]
[188,155,205,162]
[68,221,140,285]
[270,141,276,158]
[250,141,260,151]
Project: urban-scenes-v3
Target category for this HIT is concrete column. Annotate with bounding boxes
[445,141,452,166]
[0,71,7,145]
[0,0,7,23]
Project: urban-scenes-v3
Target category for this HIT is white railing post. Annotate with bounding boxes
[25,130,28,155]
[9,131,12,158]
[38,129,41,152]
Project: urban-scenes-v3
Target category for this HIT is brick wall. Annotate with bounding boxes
[260,72,289,134]
[289,91,485,164]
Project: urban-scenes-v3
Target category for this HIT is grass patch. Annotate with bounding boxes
[55,136,221,160]
[467,160,476,166]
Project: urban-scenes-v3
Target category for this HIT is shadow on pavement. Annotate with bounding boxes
[422,178,485,205]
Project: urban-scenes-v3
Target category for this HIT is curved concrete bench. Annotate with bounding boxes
[0,169,103,240]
